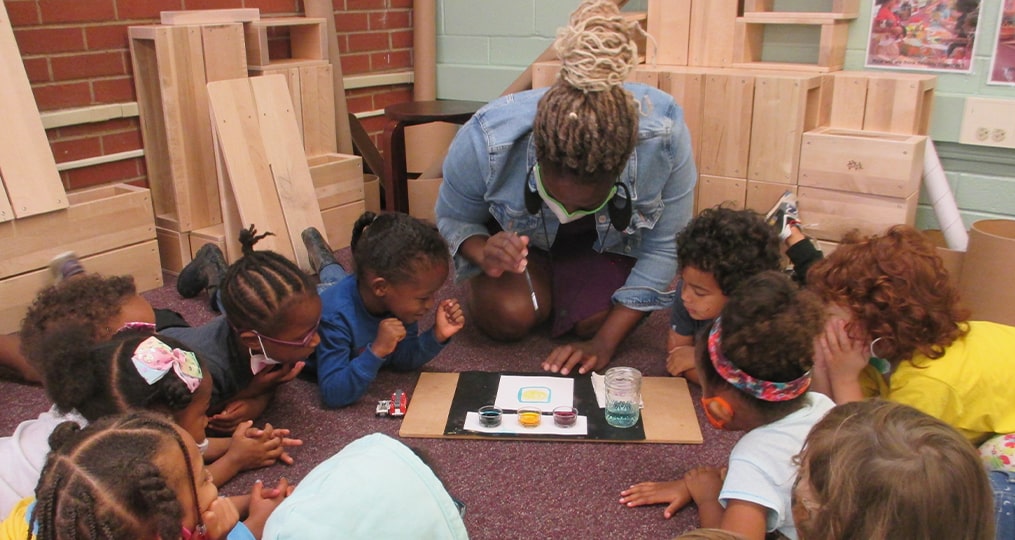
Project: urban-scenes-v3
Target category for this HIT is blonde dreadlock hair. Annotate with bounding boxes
[534,0,641,182]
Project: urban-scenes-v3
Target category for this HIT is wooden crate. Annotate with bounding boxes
[748,73,823,184]
[245,17,326,70]
[156,226,191,274]
[252,61,337,157]
[0,240,163,334]
[733,8,853,73]
[659,69,706,165]
[321,200,366,251]
[309,153,364,210]
[646,0,691,66]
[699,72,755,178]
[696,175,745,214]
[129,23,246,232]
[798,186,917,242]
[0,184,155,279]
[688,0,739,67]
[190,224,227,259]
[829,72,936,135]
[161,8,260,25]
[746,180,796,215]
[799,127,926,198]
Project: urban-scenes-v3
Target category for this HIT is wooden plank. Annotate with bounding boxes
[156,226,192,274]
[699,73,754,178]
[798,186,918,242]
[309,153,364,209]
[0,240,163,334]
[0,184,155,279]
[688,0,739,67]
[0,2,67,218]
[299,63,338,157]
[129,27,176,220]
[201,24,248,81]
[799,127,926,198]
[399,372,703,444]
[304,0,354,154]
[244,17,326,68]
[659,69,705,165]
[746,180,796,215]
[321,199,365,251]
[829,72,869,130]
[0,172,14,222]
[863,74,936,135]
[696,175,746,214]
[210,126,242,264]
[748,74,822,184]
[249,75,327,271]
[207,78,294,260]
[646,0,691,65]
[161,8,260,25]
[189,223,226,259]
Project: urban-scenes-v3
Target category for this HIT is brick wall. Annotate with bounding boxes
[6,0,414,191]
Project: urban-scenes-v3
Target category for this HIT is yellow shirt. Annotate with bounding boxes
[861,321,1015,444]
[0,497,33,540]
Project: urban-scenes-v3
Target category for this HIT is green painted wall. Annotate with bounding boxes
[434,0,1015,229]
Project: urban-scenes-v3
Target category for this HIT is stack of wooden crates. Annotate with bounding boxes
[129,10,365,273]
[532,0,934,251]
[1,4,160,334]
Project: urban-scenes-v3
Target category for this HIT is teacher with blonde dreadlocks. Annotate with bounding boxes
[436,0,697,375]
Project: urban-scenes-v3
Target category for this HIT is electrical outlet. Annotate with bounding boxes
[959,98,1015,149]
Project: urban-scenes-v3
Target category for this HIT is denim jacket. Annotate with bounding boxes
[436,83,696,311]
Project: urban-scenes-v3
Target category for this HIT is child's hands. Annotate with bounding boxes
[683,466,725,505]
[247,423,303,466]
[224,420,282,470]
[434,298,465,343]
[202,495,240,540]
[371,318,406,357]
[248,361,306,395]
[815,317,868,403]
[243,478,294,539]
[619,479,692,519]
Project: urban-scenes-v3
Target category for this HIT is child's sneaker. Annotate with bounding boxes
[765,191,802,241]
[48,251,85,283]
[301,227,339,275]
[177,244,227,298]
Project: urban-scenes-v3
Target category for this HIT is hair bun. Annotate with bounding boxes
[555,0,638,92]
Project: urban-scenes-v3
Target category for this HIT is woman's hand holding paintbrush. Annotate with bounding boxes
[468,231,539,312]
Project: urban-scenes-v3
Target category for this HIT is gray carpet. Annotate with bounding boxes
[1,253,741,538]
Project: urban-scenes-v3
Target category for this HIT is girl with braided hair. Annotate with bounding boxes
[162,225,322,433]
[436,0,696,375]
[1,412,290,540]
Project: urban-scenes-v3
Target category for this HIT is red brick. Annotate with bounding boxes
[390,29,412,49]
[346,0,385,9]
[335,12,369,32]
[51,51,127,80]
[369,10,409,30]
[370,49,410,71]
[53,123,98,139]
[340,53,370,75]
[65,157,143,190]
[345,94,373,113]
[102,129,143,154]
[93,76,136,103]
[13,27,85,54]
[32,82,91,111]
[244,0,299,15]
[389,0,413,8]
[51,136,102,163]
[39,0,115,23]
[5,2,41,26]
[373,86,412,108]
[115,0,181,21]
[23,57,52,83]
[85,24,131,50]
[348,31,388,52]
[184,0,238,9]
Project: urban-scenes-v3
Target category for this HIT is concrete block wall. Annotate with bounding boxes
[6,0,413,192]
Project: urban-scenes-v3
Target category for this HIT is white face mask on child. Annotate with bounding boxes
[249,334,280,375]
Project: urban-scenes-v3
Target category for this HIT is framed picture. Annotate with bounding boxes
[988,0,1015,84]
[865,0,982,73]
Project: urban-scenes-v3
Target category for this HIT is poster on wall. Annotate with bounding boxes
[866,0,982,73]
[988,0,1015,84]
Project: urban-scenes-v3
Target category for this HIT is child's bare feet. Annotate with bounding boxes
[619,480,692,518]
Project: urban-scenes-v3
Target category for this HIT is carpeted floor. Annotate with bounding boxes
[0,251,741,538]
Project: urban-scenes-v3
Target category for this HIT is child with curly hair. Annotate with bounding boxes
[806,224,1015,538]
[667,205,823,384]
[622,271,834,539]
[309,212,464,408]
[792,400,995,540]
[0,412,291,540]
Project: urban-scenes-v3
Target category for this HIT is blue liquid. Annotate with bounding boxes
[605,401,639,428]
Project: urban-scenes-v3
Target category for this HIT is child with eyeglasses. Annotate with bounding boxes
[306,211,464,408]
[621,271,833,539]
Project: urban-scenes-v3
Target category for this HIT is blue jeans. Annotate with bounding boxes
[991,469,1015,540]
[316,263,348,294]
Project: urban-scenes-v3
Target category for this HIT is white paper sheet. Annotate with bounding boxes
[494,375,574,411]
[463,411,588,436]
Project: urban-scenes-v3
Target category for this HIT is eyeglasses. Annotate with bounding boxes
[249,318,321,348]
[533,163,617,218]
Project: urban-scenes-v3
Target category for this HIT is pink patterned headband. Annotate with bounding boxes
[131,336,203,393]
[707,318,810,402]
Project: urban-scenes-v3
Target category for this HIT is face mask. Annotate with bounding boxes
[197,438,210,456]
[249,334,280,375]
[534,163,615,224]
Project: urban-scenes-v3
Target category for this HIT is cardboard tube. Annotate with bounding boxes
[413,0,437,101]
[958,219,1015,326]
[923,139,968,251]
